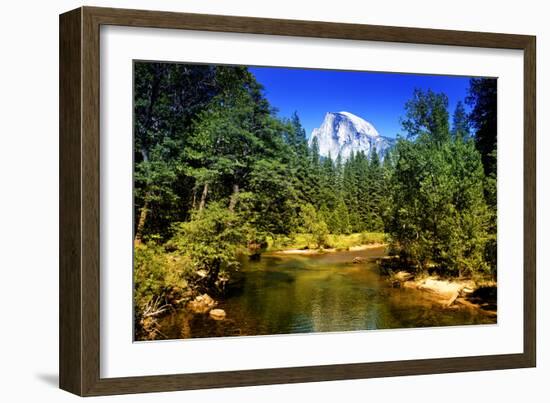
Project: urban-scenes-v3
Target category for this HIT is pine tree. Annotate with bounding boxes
[300,203,329,248]
[319,154,337,210]
[452,101,470,140]
[308,137,323,207]
[354,151,370,231]
[389,89,492,275]
[402,89,450,144]
[367,148,384,231]
[466,78,497,273]
[342,152,360,232]
[466,78,497,177]
[287,112,313,214]
[330,197,351,234]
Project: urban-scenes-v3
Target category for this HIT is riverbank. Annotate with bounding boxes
[267,232,387,253]
[388,270,497,316]
[136,237,497,340]
[134,235,388,340]
[270,243,387,255]
[154,247,496,340]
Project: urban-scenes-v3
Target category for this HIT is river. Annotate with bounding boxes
[157,246,496,339]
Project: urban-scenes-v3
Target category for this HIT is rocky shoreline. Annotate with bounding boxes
[388,270,497,316]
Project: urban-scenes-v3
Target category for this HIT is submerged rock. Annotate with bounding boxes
[389,271,414,287]
[352,257,366,264]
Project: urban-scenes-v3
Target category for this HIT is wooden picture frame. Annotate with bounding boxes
[59,6,536,396]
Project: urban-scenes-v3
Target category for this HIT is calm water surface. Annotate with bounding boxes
[158,247,496,339]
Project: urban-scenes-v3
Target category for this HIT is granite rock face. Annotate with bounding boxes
[309,111,395,160]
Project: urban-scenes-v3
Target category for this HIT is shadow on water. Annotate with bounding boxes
[158,246,497,339]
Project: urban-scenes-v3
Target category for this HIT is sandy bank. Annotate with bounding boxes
[271,243,387,255]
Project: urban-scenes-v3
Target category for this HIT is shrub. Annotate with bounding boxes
[360,231,387,245]
[171,202,245,290]
[133,241,191,310]
[299,203,329,248]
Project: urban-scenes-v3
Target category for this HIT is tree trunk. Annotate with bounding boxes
[228,184,240,212]
[135,198,149,243]
[198,183,209,211]
[141,148,149,163]
[207,259,221,291]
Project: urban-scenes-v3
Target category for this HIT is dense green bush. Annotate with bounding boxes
[299,203,329,248]
[171,202,245,290]
[133,242,191,310]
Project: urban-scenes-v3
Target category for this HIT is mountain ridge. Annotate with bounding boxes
[309,111,395,160]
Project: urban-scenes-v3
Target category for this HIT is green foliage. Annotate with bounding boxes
[134,144,184,239]
[134,242,191,309]
[359,231,387,245]
[245,158,299,234]
[466,78,497,177]
[187,82,256,184]
[172,202,245,288]
[266,232,386,252]
[330,197,351,235]
[268,234,298,251]
[402,89,450,144]
[287,113,314,204]
[134,63,219,162]
[388,89,493,276]
[299,203,329,248]
[452,101,470,140]
[326,232,386,249]
[134,63,222,240]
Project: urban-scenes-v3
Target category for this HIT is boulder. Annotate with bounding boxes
[418,279,462,306]
[186,293,216,314]
[394,271,413,282]
[209,309,226,321]
[352,257,366,264]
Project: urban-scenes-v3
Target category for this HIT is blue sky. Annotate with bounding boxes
[249,66,473,139]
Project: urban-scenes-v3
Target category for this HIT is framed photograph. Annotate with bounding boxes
[59,6,536,396]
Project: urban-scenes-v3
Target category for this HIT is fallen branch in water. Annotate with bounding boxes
[136,297,177,341]
[142,297,174,318]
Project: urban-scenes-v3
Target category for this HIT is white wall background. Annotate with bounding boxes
[0,0,546,401]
